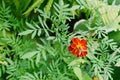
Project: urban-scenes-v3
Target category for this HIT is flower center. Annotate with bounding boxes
[77,43,82,49]
[76,43,86,52]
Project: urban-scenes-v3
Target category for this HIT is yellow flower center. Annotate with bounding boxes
[93,77,98,80]
[77,43,82,49]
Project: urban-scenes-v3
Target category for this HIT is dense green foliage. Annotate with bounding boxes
[0,0,120,80]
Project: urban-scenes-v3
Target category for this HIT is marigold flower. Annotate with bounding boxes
[68,37,87,57]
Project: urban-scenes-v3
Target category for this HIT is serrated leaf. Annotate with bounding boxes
[26,73,35,79]
[33,22,40,28]
[19,30,33,35]
[115,60,120,67]
[36,53,40,65]
[38,29,41,36]
[21,51,39,59]
[42,50,47,61]
[46,36,55,40]
[59,0,64,6]
[70,5,80,10]
[31,30,37,39]
[6,58,13,65]
[38,16,44,27]
[26,22,36,29]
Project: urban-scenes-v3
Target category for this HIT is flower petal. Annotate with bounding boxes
[71,37,80,44]
[80,51,87,57]
[68,46,73,52]
[82,46,87,50]
[72,49,79,55]
[80,39,87,45]
[71,43,77,48]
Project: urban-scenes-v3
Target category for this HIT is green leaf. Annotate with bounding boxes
[37,29,41,36]
[73,67,83,80]
[45,0,53,14]
[31,30,37,39]
[19,30,33,35]
[46,36,55,40]
[59,0,64,6]
[0,68,2,77]
[26,22,36,29]
[83,72,92,80]
[33,22,39,28]
[108,31,120,44]
[70,5,80,10]
[21,51,39,59]
[73,67,92,80]
[23,0,44,16]
[38,16,49,36]
[42,50,47,61]
[74,19,88,32]
[13,0,31,12]
[115,59,120,67]
[68,58,86,67]
[36,53,40,65]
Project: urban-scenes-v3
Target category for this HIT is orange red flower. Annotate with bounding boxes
[68,37,87,57]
